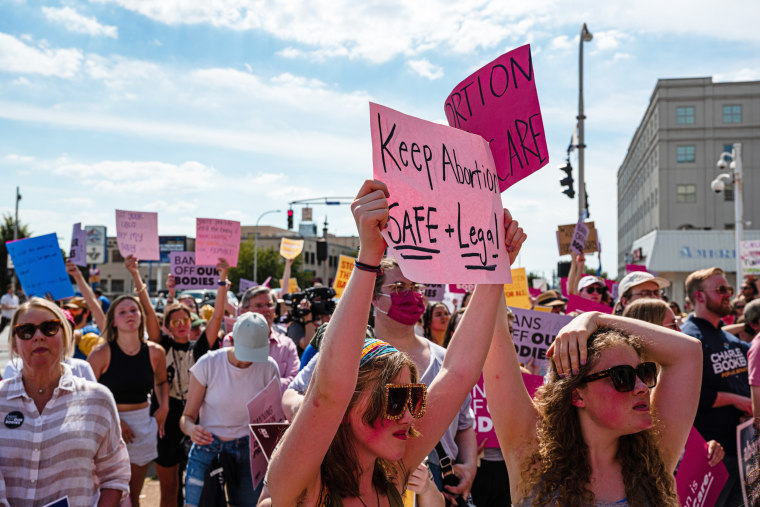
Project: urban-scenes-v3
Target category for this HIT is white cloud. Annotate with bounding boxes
[407,58,444,80]
[715,68,760,83]
[3,153,35,164]
[548,34,574,51]
[42,6,118,38]
[0,32,82,77]
[590,29,631,54]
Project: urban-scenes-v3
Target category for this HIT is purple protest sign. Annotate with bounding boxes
[570,220,589,256]
[239,278,258,293]
[444,45,548,192]
[169,252,218,290]
[424,284,445,302]
[565,294,613,315]
[195,218,241,267]
[69,223,87,267]
[676,426,728,506]
[247,377,285,488]
[115,209,159,261]
[511,308,572,375]
[472,373,543,448]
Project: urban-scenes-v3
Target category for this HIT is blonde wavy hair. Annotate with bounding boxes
[520,327,678,507]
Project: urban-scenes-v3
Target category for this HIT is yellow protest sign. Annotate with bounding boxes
[279,278,299,292]
[504,267,531,309]
[280,238,304,260]
[333,255,356,298]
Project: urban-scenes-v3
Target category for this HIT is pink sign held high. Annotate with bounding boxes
[115,209,160,261]
[370,102,510,284]
[195,218,241,267]
[444,44,548,192]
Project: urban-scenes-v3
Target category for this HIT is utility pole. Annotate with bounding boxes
[578,23,593,220]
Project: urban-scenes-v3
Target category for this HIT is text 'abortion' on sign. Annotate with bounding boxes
[444,44,548,193]
[370,102,510,285]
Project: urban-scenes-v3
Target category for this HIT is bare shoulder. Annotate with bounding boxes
[88,341,110,360]
[147,341,166,356]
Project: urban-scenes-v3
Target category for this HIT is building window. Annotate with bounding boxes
[676,184,696,203]
[723,105,742,123]
[112,250,124,263]
[676,145,695,163]
[111,279,125,293]
[676,106,695,125]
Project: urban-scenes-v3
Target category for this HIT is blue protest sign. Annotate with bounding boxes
[6,233,75,300]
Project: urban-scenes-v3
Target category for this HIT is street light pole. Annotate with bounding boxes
[578,23,593,220]
[253,209,281,283]
[712,143,744,288]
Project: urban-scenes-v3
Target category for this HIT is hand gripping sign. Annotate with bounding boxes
[444,44,548,192]
[370,102,511,285]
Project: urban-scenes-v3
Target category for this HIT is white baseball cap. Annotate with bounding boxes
[618,271,671,298]
[232,312,270,363]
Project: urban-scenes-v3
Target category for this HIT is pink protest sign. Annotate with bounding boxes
[444,45,548,192]
[115,210,159,261]
[626,263,647,274]
[565,294,613,314]
[247,377,285,488]
[449,283,475,294]
[195,218,241,267]
[370,102,510,284]
[69,223,87,267]
[675,427,728,506]
[472,373,543,448]
[528,287,541,297]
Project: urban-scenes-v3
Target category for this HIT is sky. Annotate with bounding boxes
[2,0,760,283]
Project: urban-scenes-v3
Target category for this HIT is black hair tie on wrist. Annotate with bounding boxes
[354,260,384,276]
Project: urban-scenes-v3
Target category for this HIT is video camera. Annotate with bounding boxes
[282,286,336,324]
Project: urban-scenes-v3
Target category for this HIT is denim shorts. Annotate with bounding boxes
[184,435,262,507]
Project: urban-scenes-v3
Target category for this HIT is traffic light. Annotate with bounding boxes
[584,185,590,217]
[559,161,575,199]
[287,209,294,229]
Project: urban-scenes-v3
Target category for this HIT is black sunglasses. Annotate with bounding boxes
[580,362,658,393]
[384,383,427,420]
[583,286,607,295]
[13,320,63,341]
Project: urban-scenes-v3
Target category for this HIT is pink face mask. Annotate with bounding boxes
[377,291,426,325]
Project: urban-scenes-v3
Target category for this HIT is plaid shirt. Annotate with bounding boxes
[0,364,130,506]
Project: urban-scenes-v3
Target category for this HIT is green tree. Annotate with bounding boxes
[229,240,314,293]
[1,213,31,292]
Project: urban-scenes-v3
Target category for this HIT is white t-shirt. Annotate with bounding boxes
[190,347,280,440]
[1,293,18,320]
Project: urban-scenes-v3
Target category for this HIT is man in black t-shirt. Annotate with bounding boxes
[681,266,750,507]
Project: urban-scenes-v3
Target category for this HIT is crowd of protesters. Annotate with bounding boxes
[3,181,760,506]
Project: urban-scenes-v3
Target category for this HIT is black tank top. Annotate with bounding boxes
[99,341,154,404]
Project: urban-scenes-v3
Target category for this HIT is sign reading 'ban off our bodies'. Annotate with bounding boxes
[370,102,510,284]
[444,45,548,192]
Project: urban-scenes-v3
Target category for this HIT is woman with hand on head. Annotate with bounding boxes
[265,179,526,506]
[87,269,169,507]
[484,293,703,505]
[0,297,130,505]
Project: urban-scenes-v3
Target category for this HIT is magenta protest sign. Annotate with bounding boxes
[472,373,542,448]
[675,426,728,506]
[565,294,613,314]
[169,252,218,290]
[115,210,159,260]
[195,218,241,267]
[444,45,547,192]
[370,102,510,284]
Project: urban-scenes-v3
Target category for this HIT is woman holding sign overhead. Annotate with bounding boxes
[87,255,169,507]
[483,292,703,505]
[265,179,526,506]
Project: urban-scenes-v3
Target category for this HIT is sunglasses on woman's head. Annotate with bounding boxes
[384,383,427,420]
[580,362,658,393]
[13,320,63,341]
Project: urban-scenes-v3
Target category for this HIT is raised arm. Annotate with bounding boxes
[66,261,106,330]
[266,179,390,505]
[281,258,294,296]
[548,312,702,472]
[482,292,540,474]
[125,255,161,342]
[403,209,526,471]
[567,253,585,296]
[202,258,229,348]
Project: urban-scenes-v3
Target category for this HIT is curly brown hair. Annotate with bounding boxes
[320,350,419,498]
[520,327,678,507]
